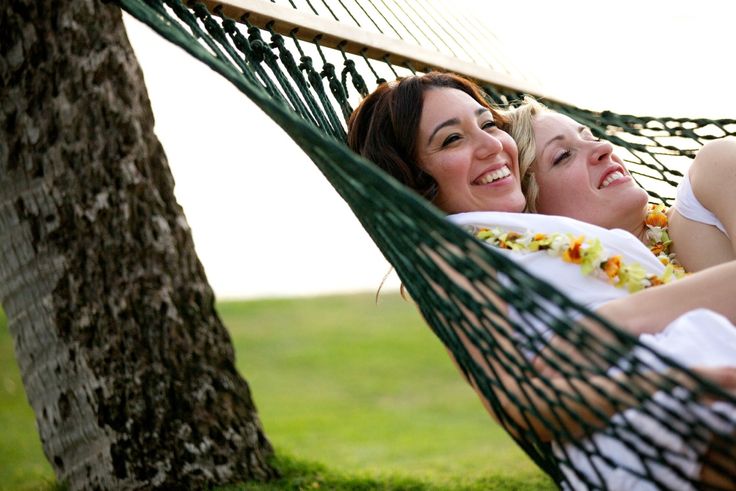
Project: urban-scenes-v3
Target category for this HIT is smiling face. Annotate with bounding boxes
[531,112,648,229]
[416,88,525,214]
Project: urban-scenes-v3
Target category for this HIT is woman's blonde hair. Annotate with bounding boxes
[502,97,549,213]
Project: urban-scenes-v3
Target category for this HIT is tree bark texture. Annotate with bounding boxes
[0,1,276,489]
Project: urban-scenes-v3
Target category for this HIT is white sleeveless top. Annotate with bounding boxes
[674,173,728,235]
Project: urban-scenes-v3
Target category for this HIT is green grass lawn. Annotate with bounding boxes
[0,293,553,490]
[0,309,58,491]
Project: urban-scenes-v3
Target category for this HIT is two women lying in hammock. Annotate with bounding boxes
[347,72,736,490]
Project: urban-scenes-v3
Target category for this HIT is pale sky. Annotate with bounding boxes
[122,1,736,299]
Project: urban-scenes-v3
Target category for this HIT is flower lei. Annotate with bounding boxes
[472,205,686,293]
[644,203,683,274]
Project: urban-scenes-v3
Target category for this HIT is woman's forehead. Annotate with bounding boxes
[423,87,478,106]
[421,89,485,122]
[534,112,579,131]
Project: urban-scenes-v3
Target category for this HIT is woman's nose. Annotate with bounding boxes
[589,139,614,165]
[474,129,503,158]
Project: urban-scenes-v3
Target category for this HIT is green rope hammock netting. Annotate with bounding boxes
[116,1,736,488]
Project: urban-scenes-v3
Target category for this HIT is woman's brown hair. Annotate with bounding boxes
[501,97,548,212]
[347,72,507,201]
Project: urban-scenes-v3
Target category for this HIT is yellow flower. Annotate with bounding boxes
[501,232,524,250]
[617,263,648,292]
[476,228,492,240]
[497,232,514,250]
[580,238,603,274]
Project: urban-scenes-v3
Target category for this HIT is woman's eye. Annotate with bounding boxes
[441,134,461,147]
[481,120,496,130]
[552,149,571,166]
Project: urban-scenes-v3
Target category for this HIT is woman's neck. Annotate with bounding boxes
[626,207,651,245]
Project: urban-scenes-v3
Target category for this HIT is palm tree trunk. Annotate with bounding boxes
[0,1,276,488]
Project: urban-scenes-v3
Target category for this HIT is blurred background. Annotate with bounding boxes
[122,0,736,299]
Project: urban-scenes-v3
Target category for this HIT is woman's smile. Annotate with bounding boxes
[473,165,512,185]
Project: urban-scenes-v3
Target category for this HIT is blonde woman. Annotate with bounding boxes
[505,98,736,274]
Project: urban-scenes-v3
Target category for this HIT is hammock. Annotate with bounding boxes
[117,1,736,488]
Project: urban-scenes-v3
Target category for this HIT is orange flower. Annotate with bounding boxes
[649,276,664,286]
[562,236,584,264]
[650,243,665,255]
[646,211,668,228]
[603,256,622,280]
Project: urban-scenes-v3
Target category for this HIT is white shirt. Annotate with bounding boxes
[448,212,664,312]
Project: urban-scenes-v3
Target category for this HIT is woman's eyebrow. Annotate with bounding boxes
[541,134,564,154]
[541,125,590,153]
[428,108,490,144]
[428,118,460,144]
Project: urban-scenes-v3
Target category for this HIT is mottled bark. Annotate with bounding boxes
[0,1,276,489]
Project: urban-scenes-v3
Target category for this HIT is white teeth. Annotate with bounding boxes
[600,171,624,189]
[475,166,511,185]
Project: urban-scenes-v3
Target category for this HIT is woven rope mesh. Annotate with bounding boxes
[253,0,530,80]
[117,1,736,488]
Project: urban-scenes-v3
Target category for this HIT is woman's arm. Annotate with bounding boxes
[669,138,736,272]
[423,242,736,445]
[690,138,736,243]
[430,279,731,444]
[446,323,637,442]
[453,334,736,443]
[424,247,635,441]
[533,261,736,376]
[596,260,736,335]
